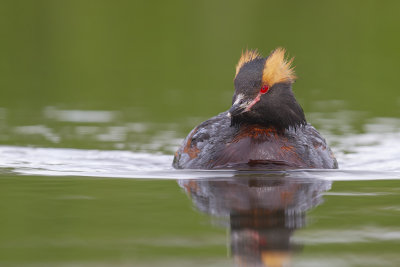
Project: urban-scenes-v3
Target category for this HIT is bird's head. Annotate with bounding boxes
[229,48,306,131]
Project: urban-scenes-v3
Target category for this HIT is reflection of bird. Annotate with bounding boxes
[173,48,338,169]
[179,176,332,267]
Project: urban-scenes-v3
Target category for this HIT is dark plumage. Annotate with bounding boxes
[173,48,338,169]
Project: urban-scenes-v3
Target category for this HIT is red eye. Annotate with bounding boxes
[260,85,269,94]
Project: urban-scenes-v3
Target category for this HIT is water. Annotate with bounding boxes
[1,1,400,266]
[1,108,399,179]
[0,108,400,266]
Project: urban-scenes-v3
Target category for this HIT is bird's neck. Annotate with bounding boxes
[230,102,306,133]
[231,84,306,132]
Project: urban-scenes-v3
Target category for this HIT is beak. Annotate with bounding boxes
[228,103,246,117]
[227,93,262,117]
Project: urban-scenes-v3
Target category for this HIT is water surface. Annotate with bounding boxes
[0,108,399,267]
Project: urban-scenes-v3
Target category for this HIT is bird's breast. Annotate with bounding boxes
[211,126,305,168]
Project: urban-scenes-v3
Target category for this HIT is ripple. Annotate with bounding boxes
[1,108,400,179]
[0,146,399,180]
[293,227,400,244]
[44,107,117,123]
[333,131,400,171]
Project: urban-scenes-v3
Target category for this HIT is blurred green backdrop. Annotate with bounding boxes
[1,0,399,123]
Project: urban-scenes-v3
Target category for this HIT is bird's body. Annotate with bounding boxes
[173,111,337,169]
[173,48,338,170]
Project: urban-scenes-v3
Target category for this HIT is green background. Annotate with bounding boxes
[1,0,399,123]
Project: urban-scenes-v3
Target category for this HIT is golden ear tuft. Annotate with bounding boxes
[262,47,296,86]
[235,49,262,77]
